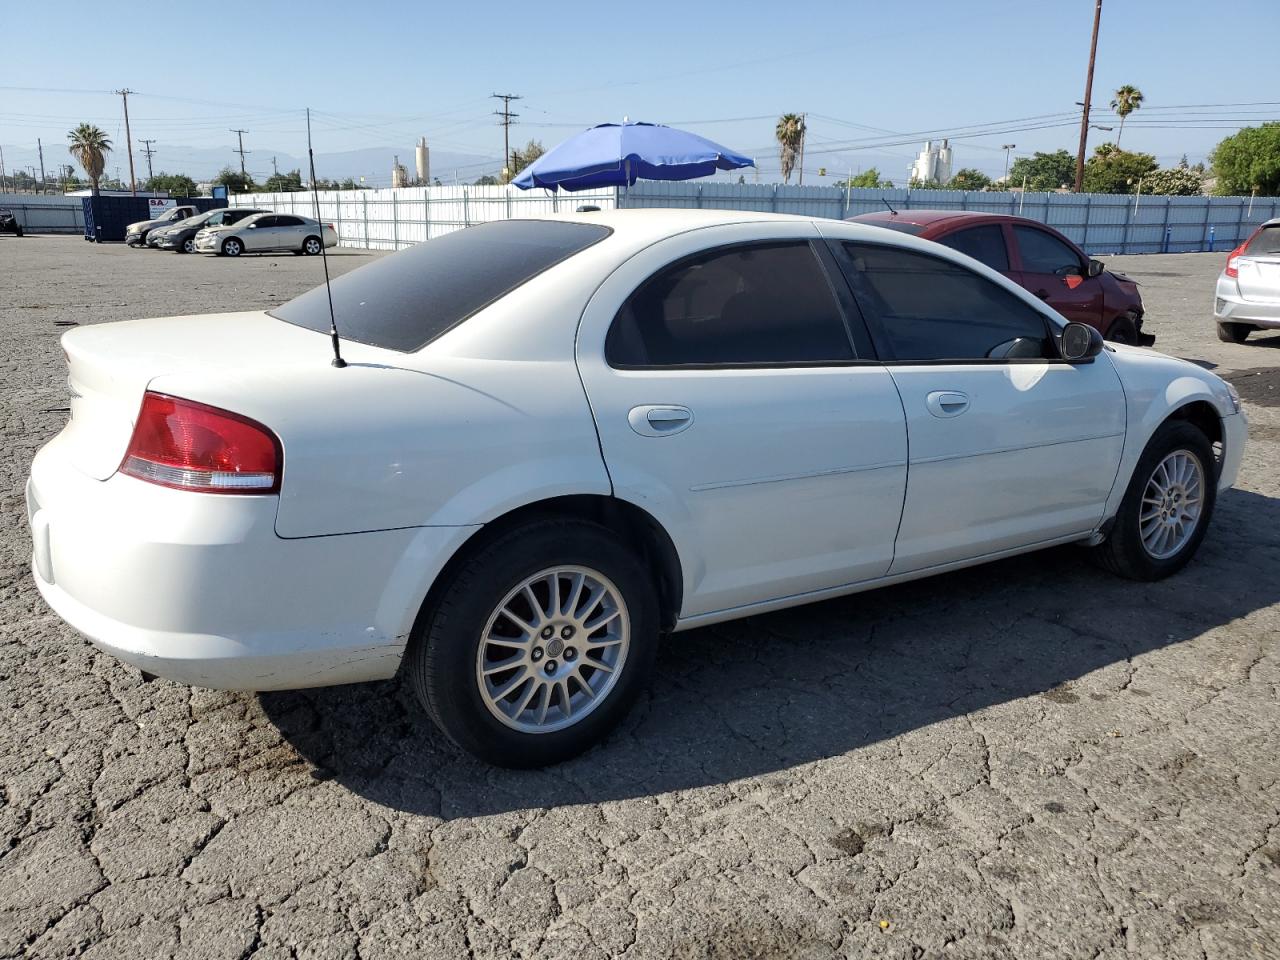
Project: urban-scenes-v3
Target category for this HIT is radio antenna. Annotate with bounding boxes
[306,106,346,368]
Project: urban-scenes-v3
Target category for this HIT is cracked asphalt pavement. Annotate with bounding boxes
[2,237,1278,959]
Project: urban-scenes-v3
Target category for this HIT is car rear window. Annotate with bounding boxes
[1245,225,1280,256]
[271,220,611,352]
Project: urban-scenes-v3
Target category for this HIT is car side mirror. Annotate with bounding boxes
[1061,322,1104,362]
[245,223,256,228]
[1087,258,1104,278]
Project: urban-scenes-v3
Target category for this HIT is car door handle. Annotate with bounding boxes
[627,405,694,437]
[925,391,970,418]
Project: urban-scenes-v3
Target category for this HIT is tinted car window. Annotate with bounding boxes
[936,225,1009,272]
[841,242,1051,362]
[1245,225,1280,256]
[606,242,853,366]
[272,220,611,352]
[276,216,304,227]
[251,216,276,228]
[1014,225,1081,274]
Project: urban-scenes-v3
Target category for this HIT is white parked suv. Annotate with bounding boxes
[27,210,1247,766]
[1215,218,1280,343]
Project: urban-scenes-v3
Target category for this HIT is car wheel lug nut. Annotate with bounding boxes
[561,625,574,639]
[544,660,557,675]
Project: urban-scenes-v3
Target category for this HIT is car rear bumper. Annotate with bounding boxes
[27,432,477,690]
[1214,275,1280,327]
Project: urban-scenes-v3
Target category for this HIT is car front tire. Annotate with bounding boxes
[1107,316,1138,345]
[1217,322,1252,344]
[407,519,660,767]
[1091,420,1217,581]
[180,238,195,254]
[221,238,243,257]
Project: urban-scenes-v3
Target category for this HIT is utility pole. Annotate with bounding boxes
[230,128,249,180]
[1002,144,1016,182]
[491,93,522,179]
[115,89,138,196]
[0,143,6,192]
[139,138,156,182]
[797,113,807,186]
[37,138,46,194]
[1073,0,1103,193]
[271,155,278,177]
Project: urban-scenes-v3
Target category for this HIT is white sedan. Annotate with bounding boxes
[27,210,1247,766]
[194,211,337,257]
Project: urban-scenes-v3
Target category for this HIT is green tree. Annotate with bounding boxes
[908,178,944,190]
[1007,149,1075,191]
[1211,123,1280,196]
[67,123,112,196]
[1109,84,1144,149]
[948,168,992,191]
[507,140,545,179]
[474,174,501,186]
[1082,148,1158,194]
[775,113,806,184]
[144,172,198,197]
[832,168,893,189]
[263,169,304,192]
[214,166,256,193]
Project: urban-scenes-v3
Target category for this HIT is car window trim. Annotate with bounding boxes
[605,238,864,371]
[827,238,1067,366]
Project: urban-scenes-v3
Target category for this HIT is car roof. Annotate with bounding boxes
[848,209,1010,229]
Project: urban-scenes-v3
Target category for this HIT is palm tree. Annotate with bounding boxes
[1109,85,1144,149]
[775,114,806,185]
[67,123,112,196]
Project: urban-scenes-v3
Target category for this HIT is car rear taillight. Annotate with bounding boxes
[1225,243,1246,279]
[120,392,281,494]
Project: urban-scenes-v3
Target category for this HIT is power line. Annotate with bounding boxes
[491,93,522,177]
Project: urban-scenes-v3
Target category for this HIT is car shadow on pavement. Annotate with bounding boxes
[260,486,1280,819]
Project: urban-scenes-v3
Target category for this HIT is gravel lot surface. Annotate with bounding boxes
[2,236,1278,959]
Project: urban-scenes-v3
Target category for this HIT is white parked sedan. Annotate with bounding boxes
[194,211,337,257]
[28,210,1247,766]
[1215,217,1280,343]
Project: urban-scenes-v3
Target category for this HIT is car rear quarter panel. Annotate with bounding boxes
[148,353,610,539]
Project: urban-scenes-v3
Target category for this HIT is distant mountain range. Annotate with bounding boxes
[1,143,502,187]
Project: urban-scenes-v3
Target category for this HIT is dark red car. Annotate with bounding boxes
[848,210,1151,345]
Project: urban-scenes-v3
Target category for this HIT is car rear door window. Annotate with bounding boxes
[605,242,855,367]
[839,242,1051,362]
[275,216,303,227]
[1014,225,1082,274]
[271,219,612,352]
[936,225,1010,272]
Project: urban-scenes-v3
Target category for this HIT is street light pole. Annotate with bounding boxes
[1073,0,1103,193]
[1002,144,1016,182]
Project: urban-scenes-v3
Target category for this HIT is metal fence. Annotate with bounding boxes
[0,193,84,233]
[232,182,1280,256]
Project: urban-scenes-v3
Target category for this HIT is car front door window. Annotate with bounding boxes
[1014,225,1082,275]
[1012,225,1103,324]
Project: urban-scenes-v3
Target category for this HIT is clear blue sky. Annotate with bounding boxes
[4,0,1277,185]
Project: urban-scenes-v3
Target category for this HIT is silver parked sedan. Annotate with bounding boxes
[194,212,338,257]
[1215,218,1280,343]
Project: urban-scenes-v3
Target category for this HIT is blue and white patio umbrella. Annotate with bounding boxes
[511,121,754,192]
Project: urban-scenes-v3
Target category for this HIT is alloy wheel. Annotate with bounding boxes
[305,238,321,255]
[1139,449,1204,560]
[476,566,630,734]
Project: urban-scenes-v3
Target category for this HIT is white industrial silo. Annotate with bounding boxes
[415,137,430,185]
[937,139,953,185]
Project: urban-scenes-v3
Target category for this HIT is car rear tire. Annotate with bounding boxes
[302,236,322,256]
[1106,316,1138,345]
[1217,322,1252,344]
[1091,420,1216,581]
[221,237,243,257]
[13,226,21,238]
[406,518,660,767]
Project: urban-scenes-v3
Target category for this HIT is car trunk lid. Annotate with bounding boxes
[1236,254,1280,303]
[59,311,346,480]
